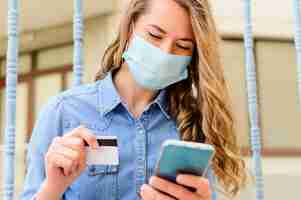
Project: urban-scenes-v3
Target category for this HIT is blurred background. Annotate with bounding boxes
[0,0,300,199]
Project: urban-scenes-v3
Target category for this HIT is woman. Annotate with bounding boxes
[21,0,247,199]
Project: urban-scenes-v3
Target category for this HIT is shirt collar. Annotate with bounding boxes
[98,72,170,119]
[153,89,170,119]
[98,73,122,116]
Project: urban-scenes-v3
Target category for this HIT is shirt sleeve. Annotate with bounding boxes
[19,96,64,200]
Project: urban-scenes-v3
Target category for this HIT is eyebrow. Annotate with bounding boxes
[149,24,195,43]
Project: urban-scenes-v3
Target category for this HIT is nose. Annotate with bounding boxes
[159,39,174,54]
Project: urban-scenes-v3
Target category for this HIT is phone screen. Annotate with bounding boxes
[155,140,214,192]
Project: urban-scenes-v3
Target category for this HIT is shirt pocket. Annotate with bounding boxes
[67,165,119,200]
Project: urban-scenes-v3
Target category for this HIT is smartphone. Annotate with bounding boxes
[154,139,215,191]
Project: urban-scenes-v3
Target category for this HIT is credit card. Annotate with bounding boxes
[85,136,119,165]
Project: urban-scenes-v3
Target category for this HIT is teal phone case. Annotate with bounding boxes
[155,140,215,183]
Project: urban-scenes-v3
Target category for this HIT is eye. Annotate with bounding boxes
[148,32,162,40]
[176,44,192,50]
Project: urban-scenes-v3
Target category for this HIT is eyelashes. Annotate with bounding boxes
[148,32,162,40]
[147,32,192,50]
[177,45,191,50]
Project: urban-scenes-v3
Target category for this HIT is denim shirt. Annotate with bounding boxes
[20,73,184,200]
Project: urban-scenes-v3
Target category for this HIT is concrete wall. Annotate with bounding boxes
[83,13,120,82]
[211,0,297,39]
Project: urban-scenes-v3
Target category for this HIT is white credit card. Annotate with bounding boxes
[85,136,119,165]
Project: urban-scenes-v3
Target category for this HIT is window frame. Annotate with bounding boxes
[0,45,73,142]
[221,36,300,157]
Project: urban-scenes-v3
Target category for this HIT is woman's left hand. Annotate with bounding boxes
[140,174,211,200]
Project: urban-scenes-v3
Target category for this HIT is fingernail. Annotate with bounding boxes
[176,174,183,182]
[140,184,147,192]
[149,176,155,184]
[141,184,146,189]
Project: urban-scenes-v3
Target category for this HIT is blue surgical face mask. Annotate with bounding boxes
[122,34,192,90]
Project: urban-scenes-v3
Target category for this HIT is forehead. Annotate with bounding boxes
[139,0,194,39]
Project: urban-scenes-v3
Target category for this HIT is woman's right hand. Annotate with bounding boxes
[38,126,98,199]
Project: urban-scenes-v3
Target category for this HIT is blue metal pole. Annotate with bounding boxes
[243,1,264,200]
[3,0,19,200]
[73,0,84,86]
[293,0,301,105]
